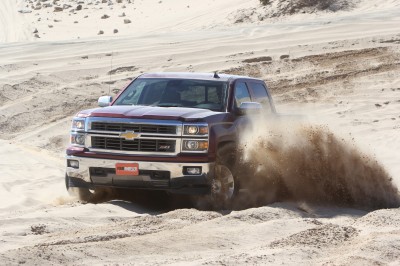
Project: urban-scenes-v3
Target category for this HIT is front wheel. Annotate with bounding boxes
[194,143,239,210]
[210,163,237,209]
[65,175,115,203]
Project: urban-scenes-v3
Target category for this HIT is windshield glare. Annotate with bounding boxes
[113,78,228,111]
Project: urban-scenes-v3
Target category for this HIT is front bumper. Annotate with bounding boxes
[66,155,214,195]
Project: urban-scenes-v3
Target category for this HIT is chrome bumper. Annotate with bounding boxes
[66,155,214,184]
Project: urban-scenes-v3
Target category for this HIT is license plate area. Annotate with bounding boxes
[116,163,139,176]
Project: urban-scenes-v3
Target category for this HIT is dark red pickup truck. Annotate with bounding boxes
[66,72,276,207]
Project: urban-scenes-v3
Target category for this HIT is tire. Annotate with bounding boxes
[194,143,239,210]
[65,174,115,203]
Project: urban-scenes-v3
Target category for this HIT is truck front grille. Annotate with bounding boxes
[91,122,176,134]
[91,137,176,152]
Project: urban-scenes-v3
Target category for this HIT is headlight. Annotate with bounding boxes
[71,118,86,146]
[183,124,208,136]
[182,140,208,152]
[71,134,85,146]
[72,118,86,130]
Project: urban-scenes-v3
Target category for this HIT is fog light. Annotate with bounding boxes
[68,160,79,169]
[184,167,202,175]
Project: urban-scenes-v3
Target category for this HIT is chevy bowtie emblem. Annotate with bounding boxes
[120,131,139,140]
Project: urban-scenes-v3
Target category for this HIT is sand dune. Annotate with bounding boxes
[0,0,31,42]
[1,0,400,264]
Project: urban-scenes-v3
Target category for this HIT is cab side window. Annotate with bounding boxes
[234,82,251,107]
[250,82,272,112]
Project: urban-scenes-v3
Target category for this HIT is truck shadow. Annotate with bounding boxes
[107,189,196,213]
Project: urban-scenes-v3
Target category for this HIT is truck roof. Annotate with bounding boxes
[138,72,263,82]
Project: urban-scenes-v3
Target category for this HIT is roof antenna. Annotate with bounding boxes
[213,71,220,79]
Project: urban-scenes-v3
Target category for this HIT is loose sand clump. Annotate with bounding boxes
[231,0,358,24]
[260,0,355,14]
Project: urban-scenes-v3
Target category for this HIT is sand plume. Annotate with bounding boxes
[235,118,400,210]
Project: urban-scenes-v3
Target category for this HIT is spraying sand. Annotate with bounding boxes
[236,118,400,210]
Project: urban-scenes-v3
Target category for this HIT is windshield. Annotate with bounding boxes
[113,78,228,111]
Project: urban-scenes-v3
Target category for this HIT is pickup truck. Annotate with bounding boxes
[66,72,276,208]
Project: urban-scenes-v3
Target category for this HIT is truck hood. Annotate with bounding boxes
[78,105,220,122]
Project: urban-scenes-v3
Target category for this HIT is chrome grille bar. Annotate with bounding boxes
[91,137,176,153]
[91,122,176,134]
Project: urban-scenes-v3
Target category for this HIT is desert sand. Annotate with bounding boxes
[1,0,400,264]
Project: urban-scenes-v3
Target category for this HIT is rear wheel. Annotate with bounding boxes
[65,175,115,203]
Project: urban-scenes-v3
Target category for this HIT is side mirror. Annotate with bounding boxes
[98,96,113,107]
[238,102,262,115]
